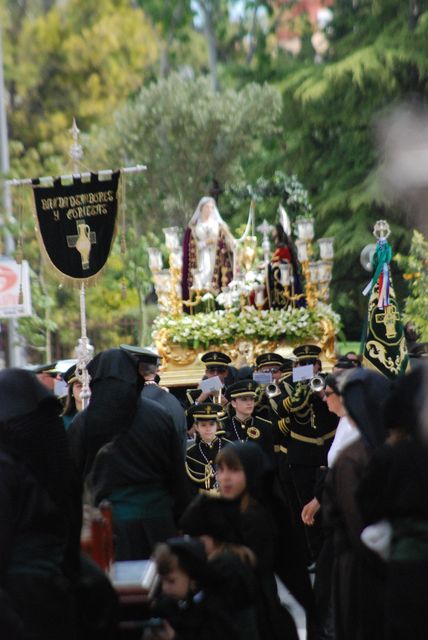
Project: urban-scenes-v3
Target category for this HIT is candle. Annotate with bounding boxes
[279,263,291,286]
[318,237,334,260]
[255,288,265,306]
[296,218,314,241]
[163,227,181,251]
[295,239,308,263]
[148,247,163,272]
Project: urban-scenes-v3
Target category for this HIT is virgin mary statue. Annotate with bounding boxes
[181,197,235,306]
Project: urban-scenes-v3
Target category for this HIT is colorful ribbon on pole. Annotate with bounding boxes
[362,237,392,309]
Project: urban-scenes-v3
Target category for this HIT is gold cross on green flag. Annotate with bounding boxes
[362,279,408,378]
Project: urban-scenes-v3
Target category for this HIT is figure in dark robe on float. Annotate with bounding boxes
[267,205,305,309]
[181,197,235,310]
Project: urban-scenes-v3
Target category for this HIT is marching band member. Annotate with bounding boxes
[185,403,230,495]
[281,345,338,563]
[220,380,274,460]
[186,351,234,408]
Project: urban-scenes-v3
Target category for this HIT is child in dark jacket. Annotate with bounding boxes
[180,493,260,640]
[215,441,300,640]
[144,537,238,640]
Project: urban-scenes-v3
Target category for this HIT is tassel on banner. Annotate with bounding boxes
[15,241,23,265]
[16,186,25,306]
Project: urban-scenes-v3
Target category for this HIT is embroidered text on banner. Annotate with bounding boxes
[32,171,120,282]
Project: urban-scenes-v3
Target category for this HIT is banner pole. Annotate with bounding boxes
[5,164,146,187]
[69,118,93,409]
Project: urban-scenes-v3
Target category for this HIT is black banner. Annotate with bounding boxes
[32,172,120,282]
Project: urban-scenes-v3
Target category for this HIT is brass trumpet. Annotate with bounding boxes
[212,388,223,404]
[265,382,281,398]
[309,375,325,393]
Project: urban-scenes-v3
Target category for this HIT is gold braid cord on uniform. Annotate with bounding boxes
[289,428,336,446]
[283,381,312,413]
[277,418,290,436]
[185,455,216,490]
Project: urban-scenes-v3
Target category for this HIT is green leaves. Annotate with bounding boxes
[153,303,341,350]
[275,0,428,337]
[88,74,282,229]
[395,231,428,340]
[5,0,159,164]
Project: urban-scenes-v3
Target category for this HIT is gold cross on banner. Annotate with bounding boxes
[375,305,399,339]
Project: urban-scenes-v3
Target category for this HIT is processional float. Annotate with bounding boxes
[6,120,146,405]
[149,213,410,385]
[148,201,340,386]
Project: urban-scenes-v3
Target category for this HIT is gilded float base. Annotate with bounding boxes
[156,319,337,387]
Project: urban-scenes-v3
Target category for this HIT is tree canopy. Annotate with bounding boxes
[87,74,282,228]
[275,0,428,335]
[4,0,158,176]
[0,0,426,358]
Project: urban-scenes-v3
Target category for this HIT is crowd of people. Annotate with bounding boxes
[0,340,427,640]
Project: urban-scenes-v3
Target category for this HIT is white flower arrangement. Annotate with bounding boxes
[153,303,341,350]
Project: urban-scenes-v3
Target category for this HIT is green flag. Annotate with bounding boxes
[362,276,408,378]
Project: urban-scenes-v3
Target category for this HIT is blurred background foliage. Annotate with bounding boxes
[0,0,427,359]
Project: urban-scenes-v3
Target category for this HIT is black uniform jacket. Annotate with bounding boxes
[185,436,231,494]
[282,381,338,466]
[220,414,274,460]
